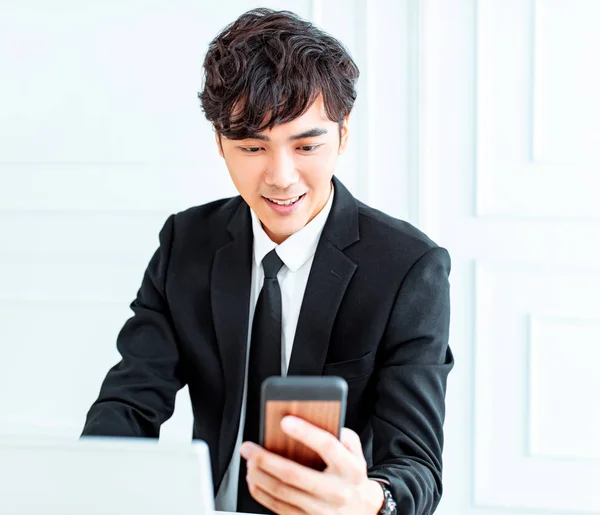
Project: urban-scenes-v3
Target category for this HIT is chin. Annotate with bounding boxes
[265,217,308,241]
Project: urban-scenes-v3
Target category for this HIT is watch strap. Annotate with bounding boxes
[377,482,397,515]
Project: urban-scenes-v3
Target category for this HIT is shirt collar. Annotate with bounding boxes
[250,184,335,272]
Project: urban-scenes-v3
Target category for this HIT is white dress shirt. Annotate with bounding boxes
[214,186,335,512]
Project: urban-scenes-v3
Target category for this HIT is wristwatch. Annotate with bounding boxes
[377,483,397,515]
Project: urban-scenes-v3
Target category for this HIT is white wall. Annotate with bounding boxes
[1,1,599,514]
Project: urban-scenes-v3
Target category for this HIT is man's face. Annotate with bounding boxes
[217,94,349,244]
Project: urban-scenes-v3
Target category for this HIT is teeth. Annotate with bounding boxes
[268,196,301,206]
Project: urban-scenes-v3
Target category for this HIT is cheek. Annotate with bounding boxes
[300,150,337,183]
[226,157,264,194]
[319,145,340,168]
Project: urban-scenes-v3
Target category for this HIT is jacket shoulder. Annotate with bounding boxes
[357,202,439,258]
[171,196,243,240]
[353,202,451,297]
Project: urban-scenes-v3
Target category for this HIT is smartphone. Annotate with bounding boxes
[259,376,348,470]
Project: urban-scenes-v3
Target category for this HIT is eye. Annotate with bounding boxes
[298,145,322,153]
[239,146,263,153]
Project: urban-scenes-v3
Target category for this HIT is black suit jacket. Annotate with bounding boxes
[82,176,453,515]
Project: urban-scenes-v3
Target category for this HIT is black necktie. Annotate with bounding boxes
[237,249,284,514]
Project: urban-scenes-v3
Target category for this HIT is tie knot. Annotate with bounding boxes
[262,249,284,278]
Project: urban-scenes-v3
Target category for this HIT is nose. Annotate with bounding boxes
[264,149,299,190]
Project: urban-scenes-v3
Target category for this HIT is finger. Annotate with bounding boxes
[249,446,344,503]
[247,465,330,514]
[247,477,307,515]
[280,416,359,474]
[340,427,367,464]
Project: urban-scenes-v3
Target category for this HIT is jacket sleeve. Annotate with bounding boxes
[81,214,184,438]
[367,246,454,515]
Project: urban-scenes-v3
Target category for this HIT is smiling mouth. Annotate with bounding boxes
[265,194,306,206]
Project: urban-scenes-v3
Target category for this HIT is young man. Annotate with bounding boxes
[82,8,453,515]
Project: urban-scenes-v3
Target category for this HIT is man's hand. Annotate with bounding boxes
[240,416,384,514]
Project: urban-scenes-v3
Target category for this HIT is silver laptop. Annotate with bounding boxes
[0,436,215,515]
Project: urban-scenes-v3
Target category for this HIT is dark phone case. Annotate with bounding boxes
[259,376,348,468]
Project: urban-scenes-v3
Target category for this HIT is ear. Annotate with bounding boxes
[338,114,350,155]
[215,131,224,158]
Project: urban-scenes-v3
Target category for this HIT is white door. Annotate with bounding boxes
[418,1,600,514]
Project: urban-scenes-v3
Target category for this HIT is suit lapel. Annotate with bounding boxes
[211,201,253,476]
[287,241,356,375]
[288,177,360,376]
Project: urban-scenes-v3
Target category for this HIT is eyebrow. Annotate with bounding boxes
[245,128,329,142]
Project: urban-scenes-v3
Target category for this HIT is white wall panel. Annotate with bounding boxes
[0,164,229,213]
[476,0,599,219]
[0,262,140,303]
[0,212,166,262]
[474,263,600,512]
[0,2,210,164]
[533,0,600,164]
[0,300,125,433]
[529,316,600,460]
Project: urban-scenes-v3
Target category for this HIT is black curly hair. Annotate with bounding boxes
[198,8,360,140]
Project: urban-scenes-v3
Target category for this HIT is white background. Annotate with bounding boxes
[1,1,599,514]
